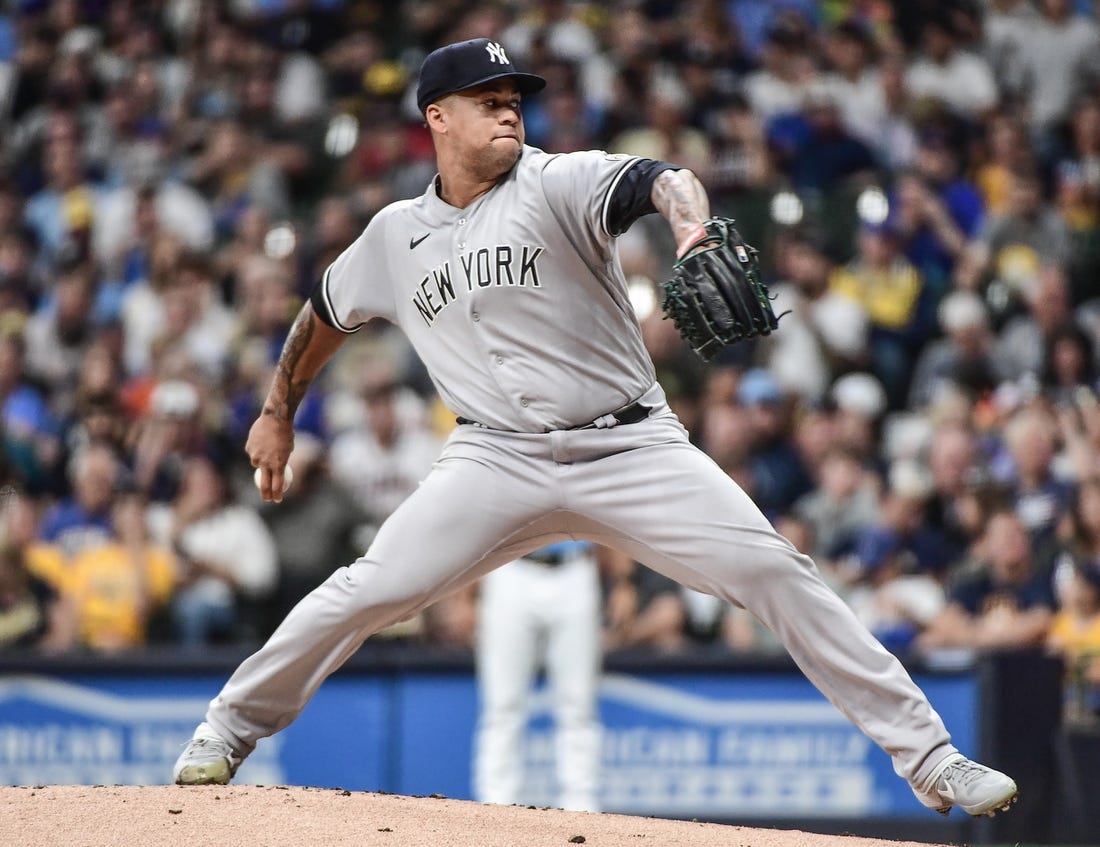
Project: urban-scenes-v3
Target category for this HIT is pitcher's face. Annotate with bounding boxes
[438,80,525,181]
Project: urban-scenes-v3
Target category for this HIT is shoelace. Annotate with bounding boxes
[940,761,986,787]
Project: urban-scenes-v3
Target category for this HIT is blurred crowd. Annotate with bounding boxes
[1,0,1100,719]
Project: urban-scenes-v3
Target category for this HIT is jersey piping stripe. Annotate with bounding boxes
[318,264,365,333]
[600,155,641,238]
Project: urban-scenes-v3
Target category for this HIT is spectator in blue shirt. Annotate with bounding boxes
[771,85,877,196]
[891,129,984,291]
[918,509,1055,653]
[735,368,814,519]
[38,441,121,558]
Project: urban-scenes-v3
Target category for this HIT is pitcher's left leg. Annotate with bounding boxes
[572,430,954,788]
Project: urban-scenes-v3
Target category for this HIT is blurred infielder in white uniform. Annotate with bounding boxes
[474,540,601,812]
[175,38,1017,818]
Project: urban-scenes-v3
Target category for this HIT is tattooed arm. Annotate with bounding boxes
[650,169,711,258]
[246,302,347,502]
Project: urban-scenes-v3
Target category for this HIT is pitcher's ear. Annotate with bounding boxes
[425,101,447,132]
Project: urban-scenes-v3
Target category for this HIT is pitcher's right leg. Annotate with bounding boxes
[185,432,562,771]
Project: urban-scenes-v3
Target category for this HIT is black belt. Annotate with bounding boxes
[457,401,651,430]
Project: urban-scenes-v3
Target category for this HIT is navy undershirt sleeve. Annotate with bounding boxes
[309,271,339,329]
[605,159,681,236]
[310,280,334,325]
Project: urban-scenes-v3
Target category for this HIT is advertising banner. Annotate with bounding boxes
[0,667,974,821]
[0,674,388,789]
[398,671,976,819]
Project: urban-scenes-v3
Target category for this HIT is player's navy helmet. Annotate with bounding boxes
[416,38,546,113]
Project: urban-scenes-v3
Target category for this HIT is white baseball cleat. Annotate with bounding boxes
[173,722,244,785]
[913,753,1018,817]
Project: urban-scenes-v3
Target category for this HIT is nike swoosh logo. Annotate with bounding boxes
[409,233,430,249]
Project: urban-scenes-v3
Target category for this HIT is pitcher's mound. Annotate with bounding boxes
[0,785,954,847]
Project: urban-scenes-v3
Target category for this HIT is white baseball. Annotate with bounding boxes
[254,464,293,492]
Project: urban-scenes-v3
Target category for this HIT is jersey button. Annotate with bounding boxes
[520,398,529,407]
[458,218,467,225]
[495,356,504,365]
[472,312,480,322]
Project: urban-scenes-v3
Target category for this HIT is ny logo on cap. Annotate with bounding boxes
[485,41,509,64]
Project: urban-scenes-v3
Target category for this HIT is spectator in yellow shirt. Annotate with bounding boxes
[1048,477,1100,719]
[1048,558,1100,720]
[831,221,928,409]
[65,490,176,651]
[2,487,70,593]
[0,543,76,651]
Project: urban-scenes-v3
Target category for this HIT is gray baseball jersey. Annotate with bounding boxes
[312,146,661,431]
[203,147,960,800]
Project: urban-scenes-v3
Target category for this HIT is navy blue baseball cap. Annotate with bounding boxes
[416,38,546,114]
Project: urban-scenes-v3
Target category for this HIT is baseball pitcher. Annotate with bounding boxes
[174,38,1017,819]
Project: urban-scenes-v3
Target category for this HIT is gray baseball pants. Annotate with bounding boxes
[205,384,956,789]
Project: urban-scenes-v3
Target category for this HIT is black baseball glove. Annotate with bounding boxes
[660,217,782,361]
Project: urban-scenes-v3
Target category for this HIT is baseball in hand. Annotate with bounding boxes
[254,465,293,492]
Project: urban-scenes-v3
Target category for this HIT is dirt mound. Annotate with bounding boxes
[0,785,951,847]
